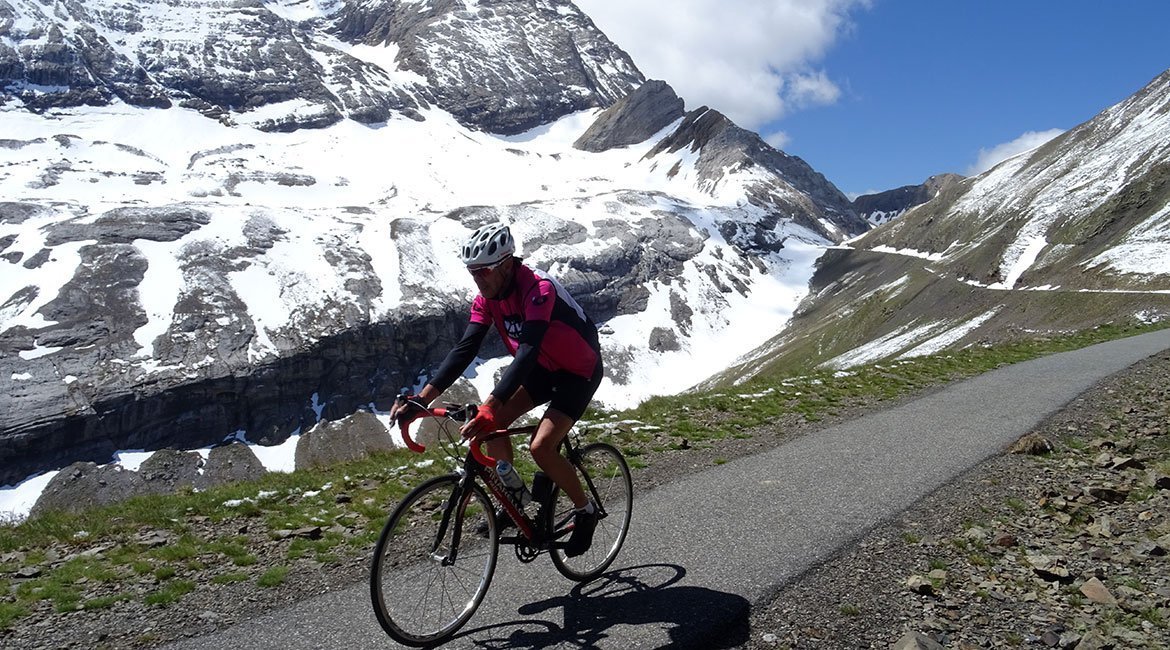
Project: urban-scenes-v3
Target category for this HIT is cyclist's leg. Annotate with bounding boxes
[533,408,600,558]
[529,409,587,507]
[486,387,536,463]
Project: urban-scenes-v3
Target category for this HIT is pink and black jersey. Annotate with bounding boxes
[429,260,601,406]
[469,263,599,379]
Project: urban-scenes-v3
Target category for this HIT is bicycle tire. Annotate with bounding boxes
[549,442,633,581]
[370,474,498,647]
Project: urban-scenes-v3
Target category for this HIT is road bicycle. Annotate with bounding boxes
[369,395,633,647]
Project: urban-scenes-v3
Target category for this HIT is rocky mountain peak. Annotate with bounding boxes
[643,105,868,243]
[853,173,966,226]
[573,79,685,152]
[0,0,643,133]
[332,0,644,134]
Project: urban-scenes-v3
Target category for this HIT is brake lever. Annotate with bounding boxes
[437,403,479,423]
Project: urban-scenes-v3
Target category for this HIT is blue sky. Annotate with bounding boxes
[576,0,1169,198]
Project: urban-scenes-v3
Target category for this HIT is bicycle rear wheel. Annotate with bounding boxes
[370,474,498,647]
[549,442,633,581]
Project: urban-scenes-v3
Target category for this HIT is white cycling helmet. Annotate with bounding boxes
[460,224,515,267]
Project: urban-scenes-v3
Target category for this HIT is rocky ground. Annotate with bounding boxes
[2,351,1167,649]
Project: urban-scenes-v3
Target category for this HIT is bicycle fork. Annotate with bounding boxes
[430,479,473,566]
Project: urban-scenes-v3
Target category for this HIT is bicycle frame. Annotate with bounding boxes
[396,404,590,551]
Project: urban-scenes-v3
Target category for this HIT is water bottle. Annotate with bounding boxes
[495,460,531,507]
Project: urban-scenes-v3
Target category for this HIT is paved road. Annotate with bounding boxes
[166,328,1170,649]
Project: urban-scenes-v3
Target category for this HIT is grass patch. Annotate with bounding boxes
[208,538,258,566]
[626,457,648,470]
[212,572,250,585]
[258,566,289,588]
[144,580,196,607]
[150,539,199,562]
[0,601,29,630]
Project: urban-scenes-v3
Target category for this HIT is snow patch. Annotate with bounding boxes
[900,308,1002,359]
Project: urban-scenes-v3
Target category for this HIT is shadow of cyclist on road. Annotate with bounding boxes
[452,563,749,649]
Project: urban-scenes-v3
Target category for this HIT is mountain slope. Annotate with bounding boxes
[860,69,1170,292]
[576,80,865,244]
[707,69,1170,386]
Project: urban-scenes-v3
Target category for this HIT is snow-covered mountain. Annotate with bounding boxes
[859,70,1170,292]
[708,69,1170,385]
[0,0,640,133]
[0,0,864,486]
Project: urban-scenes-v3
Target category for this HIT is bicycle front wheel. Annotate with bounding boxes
[370,474,498,647]
[549,442,633,581]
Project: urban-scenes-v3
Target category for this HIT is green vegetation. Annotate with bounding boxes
[624,322,1162,449]
[0,601,28,630]
[0,320,1163,631]
[211,572,249,585]
[257,566,289,588]
[144,580,195,606]
[82,593,129,611]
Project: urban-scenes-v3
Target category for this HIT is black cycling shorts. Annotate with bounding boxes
[522,358,603,421]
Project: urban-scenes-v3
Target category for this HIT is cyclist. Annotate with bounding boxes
[390,223,604,557]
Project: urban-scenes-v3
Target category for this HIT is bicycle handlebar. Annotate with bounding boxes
[393,396,502,467]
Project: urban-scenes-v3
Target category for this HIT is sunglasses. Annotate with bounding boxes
[468,258,508,278]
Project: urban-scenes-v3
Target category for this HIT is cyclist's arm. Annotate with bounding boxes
[490,320,548,404]
[427,321,490,396]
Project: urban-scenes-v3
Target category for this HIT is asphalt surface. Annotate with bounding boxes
[165,328,1170,649]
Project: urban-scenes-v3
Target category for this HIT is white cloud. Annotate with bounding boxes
[847,189,883,201]
[763,129,791,150]
[786,70,842,108]
[967,129,1065,175]
[575,0,869,130]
